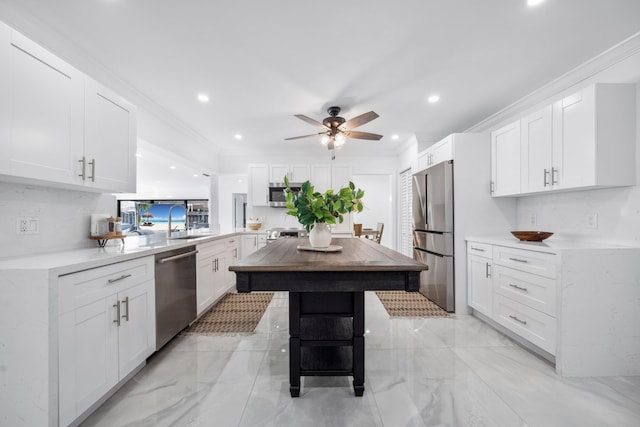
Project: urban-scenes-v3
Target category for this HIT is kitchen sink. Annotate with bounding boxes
[168,232,216,240]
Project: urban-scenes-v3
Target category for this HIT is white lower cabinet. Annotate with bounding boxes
[467,240,557,356]
[57,256,155,426]
[467,242,493,317]
[196,237,238,316]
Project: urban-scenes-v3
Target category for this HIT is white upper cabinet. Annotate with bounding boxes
[1,28,85,185]
[551,84,635,191]
[490,121,521,196]
[84,78,137,192]
[248,163,269,206]
[416,135,454,172]
[269,164,310,183]
[494,83,635,197]
[0,24,137,193]
[310,164,331,193]
[521,106,553,193]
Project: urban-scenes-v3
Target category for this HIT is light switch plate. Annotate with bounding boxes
[16,216,39,235]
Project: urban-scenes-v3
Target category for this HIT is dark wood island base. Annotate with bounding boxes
[289,291,365,397]
[229,238,428,397]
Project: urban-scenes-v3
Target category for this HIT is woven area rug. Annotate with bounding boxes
[375,291,450,318]
[182,292,274,335]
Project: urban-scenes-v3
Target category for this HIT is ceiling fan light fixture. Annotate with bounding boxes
[334,133,346,147]
[320,134,330,145]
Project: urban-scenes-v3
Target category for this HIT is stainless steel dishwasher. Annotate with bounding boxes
[155,245,198,350]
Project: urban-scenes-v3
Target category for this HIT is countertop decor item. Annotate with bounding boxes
[296,244,343,252]
[246,218,262,230]
[511,231,554,242]
[283,176,364,247]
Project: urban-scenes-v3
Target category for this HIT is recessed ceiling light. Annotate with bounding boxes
[169,166,176,170]
[391,134,399,140]
[234,134,243,140]
[193,174,199,178]
[135,152,142,157]
[197,93,209,103]
[428,94,440,104]
[527,0,545,6]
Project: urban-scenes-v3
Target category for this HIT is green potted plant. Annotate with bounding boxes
[284,176,364,248]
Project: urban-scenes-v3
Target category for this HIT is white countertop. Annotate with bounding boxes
[466,235,638,252]
[0,230,261,276]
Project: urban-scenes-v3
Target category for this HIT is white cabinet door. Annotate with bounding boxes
[3,29,85,185]
[430,136,454,166]
[248,163,269,206]
[269,164,290,183]
[552,89,595,189]
[521,106,553,193]
[58,295,119,426]
[491,121,520,196]
[241,234,258,258]
[117,281,154,379]
[310,164,331,193]
[196,252,216,315]
[290,164,311,182]
[84,78,137,193]
[467,244,493,317]
[416,149,430,171]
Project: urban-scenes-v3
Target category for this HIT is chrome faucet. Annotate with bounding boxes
[167,204,184,238]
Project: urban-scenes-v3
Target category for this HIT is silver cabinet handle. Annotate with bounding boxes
[78,157,86,180]
[121,296,129,321]
[509,315,527,325]
[551,167,559,185]
[543,169,550,187]
[508,257,528,263]
[108,274,132,283]
[509,283,528,292]
[471,247,485,252]
[88,158,96,182]
[157,250,199,263]
[490,181,495,194]
[485,262,491,278]
[113,301,121,326]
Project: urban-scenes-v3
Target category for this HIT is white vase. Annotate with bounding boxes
[308,223,332,248]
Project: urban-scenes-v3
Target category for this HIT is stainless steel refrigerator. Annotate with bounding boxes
[412,160,454,312]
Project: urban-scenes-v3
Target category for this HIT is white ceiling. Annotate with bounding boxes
[1,0,640,160]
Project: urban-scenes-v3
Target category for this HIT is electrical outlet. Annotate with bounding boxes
[16,216,39,235]
[529,213,537,226]
[586,213,598,229]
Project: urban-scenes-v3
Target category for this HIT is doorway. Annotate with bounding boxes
[352,174,393,248]
[232,193,247,229]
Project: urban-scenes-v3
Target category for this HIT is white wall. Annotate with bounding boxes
[0,182,116,258]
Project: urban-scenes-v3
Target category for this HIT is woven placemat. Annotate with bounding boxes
[375,291,450,318]
[182,292,274,335]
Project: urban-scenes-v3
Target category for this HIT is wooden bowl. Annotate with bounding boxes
[247,222,262,231]
[511,231,553,242]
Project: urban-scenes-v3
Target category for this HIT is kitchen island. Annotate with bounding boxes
[229,237,428,397]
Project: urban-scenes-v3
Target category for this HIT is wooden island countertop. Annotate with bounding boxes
[230,237,428,293]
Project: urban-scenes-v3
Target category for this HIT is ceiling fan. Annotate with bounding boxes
[285,106,382,157]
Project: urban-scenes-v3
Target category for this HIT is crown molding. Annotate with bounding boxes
[466,30,640,132]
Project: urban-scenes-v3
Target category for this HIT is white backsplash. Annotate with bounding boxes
[0,182,117,258]
[516,186,640,246]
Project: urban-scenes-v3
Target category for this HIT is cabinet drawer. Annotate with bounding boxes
[493,294,556,355]
[197,239,226,258]
[58,256,154,314]
[493,265,556,316]
[492,245,557,278]
[226,237,238,248]
[467,241,492,257]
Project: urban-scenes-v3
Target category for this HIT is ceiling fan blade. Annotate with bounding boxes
[345,131,383,141]
[294,114,326,129]
[285,133,324,141]
[343,111,379,129]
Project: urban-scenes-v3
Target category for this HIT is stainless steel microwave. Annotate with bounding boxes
[268,182,301,207]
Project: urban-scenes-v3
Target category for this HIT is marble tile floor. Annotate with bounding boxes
[81,292,640,427]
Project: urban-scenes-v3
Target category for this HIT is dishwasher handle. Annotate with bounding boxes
[157,250,198,264]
